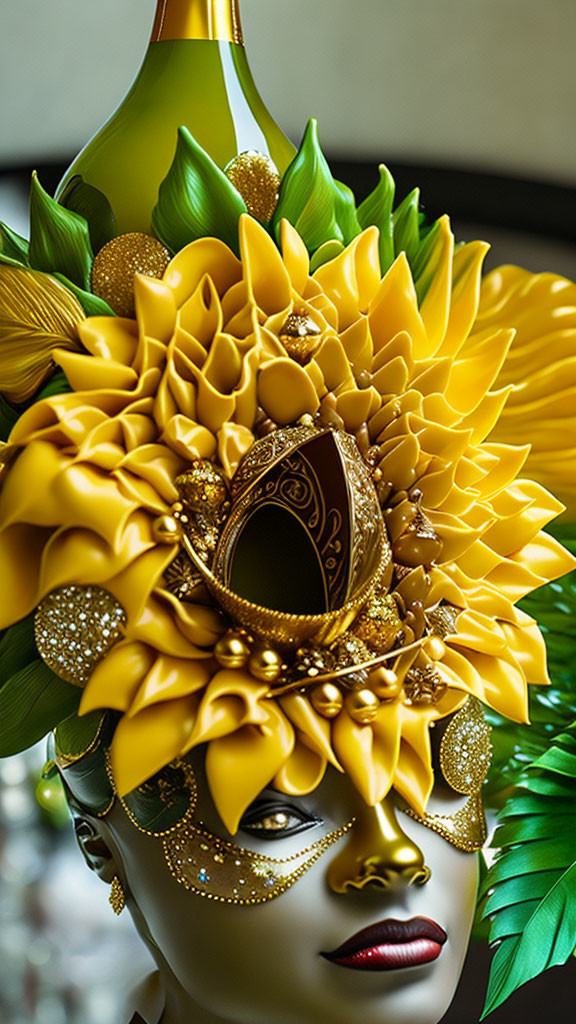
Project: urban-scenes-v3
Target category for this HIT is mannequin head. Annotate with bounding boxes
[73,745,479,1024]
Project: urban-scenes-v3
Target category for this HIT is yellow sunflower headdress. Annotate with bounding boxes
[0,121,574,847]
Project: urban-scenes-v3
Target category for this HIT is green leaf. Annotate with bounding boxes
[58,175,117,254]
[152,127,247,255]
[0,394,20,440]
[309,239,345,273]
[481,863,576,1017]
[28,172,93,289]
[0,660,81,756]
[393,187,421,264]
[0,616,37,687]
[271,119,361,253]
[55,710,105,761]
[53,273,115,317]
[35,369,72,401]
[483,869,562,912]
[357,164,396,274]
[0,222,30,268]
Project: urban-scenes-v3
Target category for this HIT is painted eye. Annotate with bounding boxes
[240,801,322,839]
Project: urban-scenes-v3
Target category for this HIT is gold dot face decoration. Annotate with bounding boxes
[402,698,493,852]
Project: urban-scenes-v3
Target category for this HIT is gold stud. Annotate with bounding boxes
[310,683,344,719]
[369,667,401,701]
[91,233,171,317]
[214,633,251,670]
[109,875,126,915]
[152,515,183,544]
[248,648,284,683]
[225,151,281,222]
[346,689,381,725]
[425,636,447,661]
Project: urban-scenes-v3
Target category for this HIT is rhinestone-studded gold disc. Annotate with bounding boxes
[35,585,126,686]
[90,233,171,317]
[225,152,281,222]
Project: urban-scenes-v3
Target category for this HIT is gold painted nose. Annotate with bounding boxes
[327,798,431,893]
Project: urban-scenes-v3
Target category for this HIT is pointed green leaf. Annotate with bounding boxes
[0,394,20,440]
[496,813,576,846]
[481,863,576,1017]
[58,175,117,254]
[0,660,81,756]
[152,127,247,255]
[0,222,30,268]
[393,187,421,263]
[28,172,93,289]
[272,119,361,253]
[55,710,105,761]
[53,273,115,317]
[0,616,37,687]
[310,239,345,273]
[483,870,562,913]
[357,164,396,274]
[35,369,72,401]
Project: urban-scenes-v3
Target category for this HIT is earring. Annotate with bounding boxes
[109,875,126,915]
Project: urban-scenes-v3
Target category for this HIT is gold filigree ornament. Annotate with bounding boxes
[35,586,126,686]
[0,264,84,402]
[109,875,126,915]
[402,698,493,852]
[156,424,393,650]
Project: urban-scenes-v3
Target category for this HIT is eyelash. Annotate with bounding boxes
[239,802,322,839]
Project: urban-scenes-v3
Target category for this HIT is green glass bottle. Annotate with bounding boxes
[56,0,295,240]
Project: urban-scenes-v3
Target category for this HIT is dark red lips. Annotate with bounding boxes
[321,917,447,971]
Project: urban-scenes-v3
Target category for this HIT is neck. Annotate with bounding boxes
[151,0,244,44]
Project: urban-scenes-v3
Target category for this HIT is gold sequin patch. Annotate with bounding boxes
[35,585,126,686]
[225,152,281,223]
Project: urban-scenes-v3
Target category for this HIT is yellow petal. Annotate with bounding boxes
[258,358,320,424]
[111,696,200,796]
[205,704,295,834]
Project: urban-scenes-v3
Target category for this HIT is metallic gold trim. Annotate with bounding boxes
[268,638,425,697]
[151,0,244,44]
[106,753,197,838]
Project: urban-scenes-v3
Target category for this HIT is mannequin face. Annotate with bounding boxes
[95,752,479,1024]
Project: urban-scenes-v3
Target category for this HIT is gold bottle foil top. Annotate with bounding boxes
[152,0,244,44]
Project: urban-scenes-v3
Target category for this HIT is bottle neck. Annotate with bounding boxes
[151,0,244,45]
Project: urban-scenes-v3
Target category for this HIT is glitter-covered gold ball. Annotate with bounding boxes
[346,689,381,725]
[249,648,284,683]
[353,592,403,654]
[90,233,171,317]
[214,633,251,670]
[225,151,281,223]
[310,683,344,719]
[175,461,229,515]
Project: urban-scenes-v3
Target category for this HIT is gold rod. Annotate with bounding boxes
[268,639,425,698]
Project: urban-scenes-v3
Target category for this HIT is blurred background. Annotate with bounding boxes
[1,1,576,1021]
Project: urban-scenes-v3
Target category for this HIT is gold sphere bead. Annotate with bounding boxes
[90,233,171,317]
[372,467,383,483]
[346,689,381,725]
[214,633,251,670]
[249,648,284,683]
[298,413,316,428]
[369,667,401,701]
[425,637,447,661]
[152,515,183,544]
[310,683,344,719]
[225,151,281,222]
